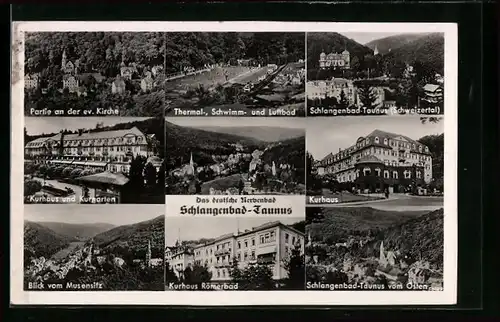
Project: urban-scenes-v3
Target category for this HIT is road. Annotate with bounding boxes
[321,193,444,211]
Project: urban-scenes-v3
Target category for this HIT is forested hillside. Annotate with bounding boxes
[25,32,165,76]
[261,136,306,184]
[362,208,444,269]
[36,222,115,241]
[93,216,165,260]
[24,221,74,262]
[195,126,304,142]
[418,133,444,184]
[166,121,265,170]
[24,32,166,116]
[307,33,372,66]
[307,207,427,242]
[165,32,305,73]
[365,33,430,55]
[380,33,444,74]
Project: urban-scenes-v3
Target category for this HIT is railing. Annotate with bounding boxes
[214,249,231,256]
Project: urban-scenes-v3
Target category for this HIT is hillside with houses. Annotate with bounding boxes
[306,207,444,290]
[24,32,166,116]
[165,121,305,195]
[24,216,164,291]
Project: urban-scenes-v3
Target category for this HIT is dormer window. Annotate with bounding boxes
[412,143,416,149]
[425,147,429,152]
[419,146,423,152]
[365,138,370,144]
[383,138,388,145]
[374,137,379,143]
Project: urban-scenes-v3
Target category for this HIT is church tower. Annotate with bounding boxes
[146,239,152,268]
[189,153,195,174]
[61,49,67,71]
[379,241,387,265]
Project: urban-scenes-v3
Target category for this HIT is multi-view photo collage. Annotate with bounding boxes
[22,30,445,293]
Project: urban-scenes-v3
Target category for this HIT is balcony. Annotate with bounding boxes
[256,245,277,256]
[214,249,231,256]
[214,261,231,268]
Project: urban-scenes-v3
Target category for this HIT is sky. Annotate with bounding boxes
[341,32,422,45]
[24,204,164,226]
[165,217,303,246]
[24,117,151,136]
[166,117,306,129]
[306,116,444,160]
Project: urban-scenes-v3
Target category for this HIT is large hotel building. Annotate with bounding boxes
[24,126,161,174]
[166,221,305,282]
[315,129,433,193]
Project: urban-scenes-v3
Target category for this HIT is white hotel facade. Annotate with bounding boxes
[24,127,161,174]
[166,221,305,282]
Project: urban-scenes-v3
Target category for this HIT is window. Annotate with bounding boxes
[363,167,371,176]
[244,240,248,248]
[425,147,429,152]
[292,236,296,245]
[238,242,241,249]
[383,138,388,145]
[374,137,379,143]
[252,239,255,246]
[260,235,265,244]
[285,233,289,243]
[416,171,422,179]
[393,171,398,179]
[419,146,423,152]
[217,270,220,278]
[251,251,255,259]
[375,168,381,176]
[384,170,390,179]
[404,170,411,179]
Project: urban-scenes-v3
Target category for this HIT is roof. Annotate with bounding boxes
[423,84,441,92]
[366,129,420,146]
[31,127,146,144]
[357,155,384,164]
[77,171,130,186]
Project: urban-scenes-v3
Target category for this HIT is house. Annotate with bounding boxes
[62,75,79,93]
[140,74,154,92]
[112,75,126,94]
[25,73,40,89]
[422,84,443,105]
[120,62,137,80]
[151,65,163,78]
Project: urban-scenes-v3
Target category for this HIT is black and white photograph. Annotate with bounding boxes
[305,205,444,291]
[164,32,305,117]
[165,117,306,195]
[306,116,444,207]
[24,32,166,117]
[306,32,444,116]
[24,117,165,204]
[24,205,165,291]
[165,217,305,290]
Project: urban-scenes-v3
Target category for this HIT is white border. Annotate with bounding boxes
[11,21,457,306]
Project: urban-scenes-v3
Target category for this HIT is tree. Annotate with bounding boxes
[338,89,348,108]
[357,84,378,109]
[185,264,212,286]
[283,244,305,289]
[128,155,146,189]
[144,162,157,187]
[306,207,325,225]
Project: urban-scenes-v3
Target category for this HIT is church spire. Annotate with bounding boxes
[61,49,67,71]
[190,153,195,174]
[146,239,152,267]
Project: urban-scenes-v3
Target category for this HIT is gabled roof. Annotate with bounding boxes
[423,84,441,92]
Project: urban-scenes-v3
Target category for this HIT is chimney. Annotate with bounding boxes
[78,129,83,136]
[339,148,341,152]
